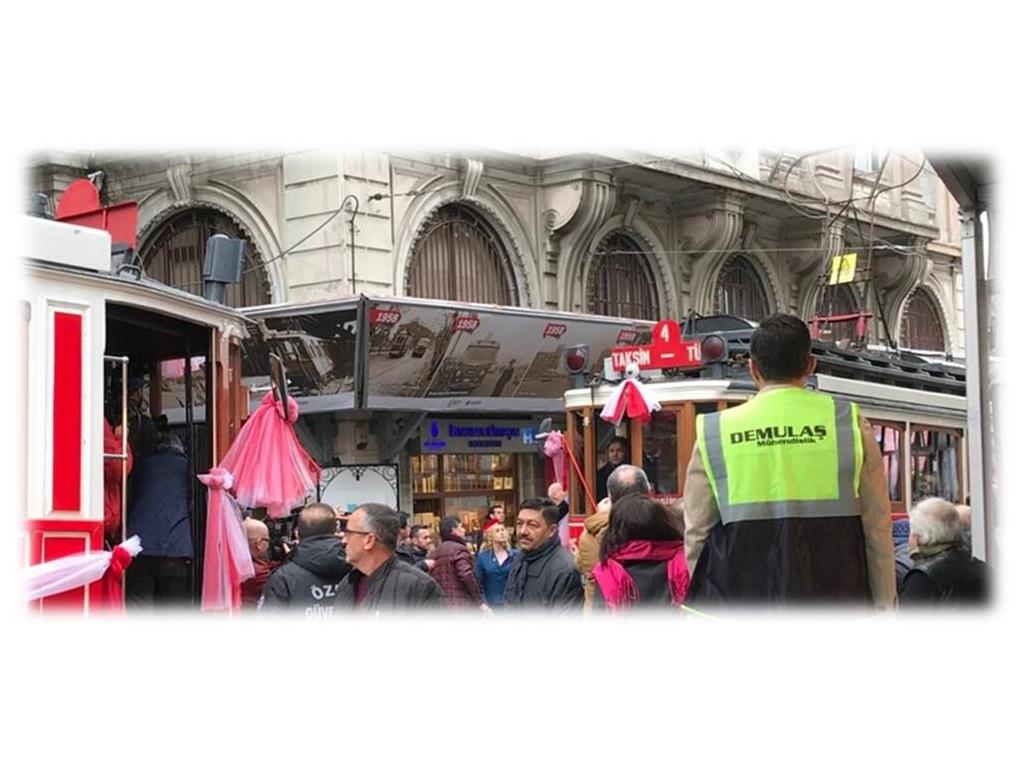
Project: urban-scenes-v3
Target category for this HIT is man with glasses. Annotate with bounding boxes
[335,503,445,612]
[241,517,279,609]
[258,504,350,616]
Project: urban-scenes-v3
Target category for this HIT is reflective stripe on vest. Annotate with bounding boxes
[696,389,863,524]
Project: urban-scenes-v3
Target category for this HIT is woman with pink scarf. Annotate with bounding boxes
[591,495,690,611]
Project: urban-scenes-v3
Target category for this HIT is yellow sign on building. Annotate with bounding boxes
[829,253,858,285]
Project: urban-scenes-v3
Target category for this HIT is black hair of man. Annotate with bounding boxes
[297,503,338,539]
[410,524,427,539]
[488,504,504,517]
[440,516,462,538]
[606,464,651,503]
[355,503,401,550]
[398,511,410,528]
[749,313,813,382]
[519,497,561,526]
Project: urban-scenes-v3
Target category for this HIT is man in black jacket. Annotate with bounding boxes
[336,503,445,612]
[259,503,351,617]
[504,497,583,611]
[900,497,990,606]
[395,523,433,572]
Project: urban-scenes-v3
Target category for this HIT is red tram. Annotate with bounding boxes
[21,213,249,613]
[562,318,968,534]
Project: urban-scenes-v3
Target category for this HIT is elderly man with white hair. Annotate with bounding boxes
[899,497,990,606]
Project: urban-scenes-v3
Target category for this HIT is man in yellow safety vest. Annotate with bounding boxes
[682,313,895,607]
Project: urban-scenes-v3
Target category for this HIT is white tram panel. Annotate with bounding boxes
[22,230,109,529]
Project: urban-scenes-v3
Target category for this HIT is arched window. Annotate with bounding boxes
[139,208,271,308]
[815,283,861,344]
[900,289,946,351]
[407,204,517,305]
[713,255,770,320]
[586,232,658,320]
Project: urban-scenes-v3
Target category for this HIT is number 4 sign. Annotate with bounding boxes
[609,319,702,372]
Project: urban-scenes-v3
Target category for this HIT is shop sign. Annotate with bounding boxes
[420,418,541,454]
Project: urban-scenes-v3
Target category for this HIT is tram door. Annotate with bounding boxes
[105,303,216,608]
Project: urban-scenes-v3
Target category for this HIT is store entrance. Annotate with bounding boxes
[411,452,517,550]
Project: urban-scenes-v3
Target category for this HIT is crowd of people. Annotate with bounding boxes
[114,313,993,616]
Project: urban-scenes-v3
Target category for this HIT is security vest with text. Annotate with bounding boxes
[690,387,872,603]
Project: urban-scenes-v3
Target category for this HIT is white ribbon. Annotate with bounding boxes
[24,536,143,602]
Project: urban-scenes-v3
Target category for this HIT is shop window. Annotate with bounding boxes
[900,289,946,352]
[910,426,961,503]
[641,410,678,495]
[411,452,517,546]
[872,422,904,506]
[139,207,271,308]
[713,255,770,321]
[407,204,518,305]
[587,232,658,320]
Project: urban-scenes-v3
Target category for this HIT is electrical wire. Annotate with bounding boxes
[120,148,935,294]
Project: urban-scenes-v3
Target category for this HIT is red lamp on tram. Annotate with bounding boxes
[564,344,590,388]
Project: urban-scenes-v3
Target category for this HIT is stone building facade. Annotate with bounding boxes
[28,146,965,357]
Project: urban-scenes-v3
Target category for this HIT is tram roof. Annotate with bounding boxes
[24,216,249,331]
[636,319,967,397]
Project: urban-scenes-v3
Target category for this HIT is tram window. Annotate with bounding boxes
[567,410,587,515]
[909,426,961,503]
[695,402,718,416]
[159,357,207,415]
[872,423,904,503]
[641,410,678,495]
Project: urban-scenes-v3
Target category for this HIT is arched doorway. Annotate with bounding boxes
[900,289,946,351]
[586,232,658,320]
[713,254,771,320]
[407,204,518,304]
[138,207,271,308]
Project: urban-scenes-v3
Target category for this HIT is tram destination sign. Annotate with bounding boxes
[609,319,702,372]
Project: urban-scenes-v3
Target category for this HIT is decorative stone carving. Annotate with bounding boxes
[622,194,641,230]
[683,190,747,313]
[166,158,193,204]
[872,243,932,339]
[461,158,483,200]
[541,174,617,307]
[788,219,848,318]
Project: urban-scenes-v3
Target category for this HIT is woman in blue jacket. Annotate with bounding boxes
[474,522,517,609]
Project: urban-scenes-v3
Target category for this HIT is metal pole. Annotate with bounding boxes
[960,208,994,564]
[344,194,359,294]
[102,356,130,548]
[120,361,127,547]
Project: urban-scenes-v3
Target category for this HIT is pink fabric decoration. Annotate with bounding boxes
[543,432,568,488]
[219,390,321,518]
[198,468,254,612]
[600,378,661,426]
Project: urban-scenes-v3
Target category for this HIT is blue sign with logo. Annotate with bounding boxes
[420,419,541,454]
